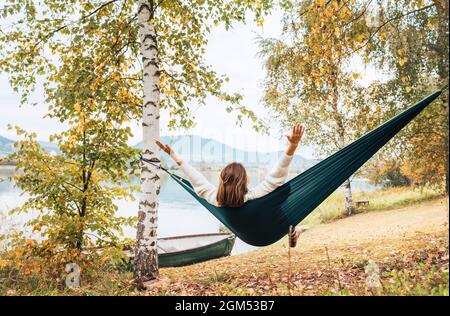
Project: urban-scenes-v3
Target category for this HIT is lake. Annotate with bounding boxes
[0,165,378,254]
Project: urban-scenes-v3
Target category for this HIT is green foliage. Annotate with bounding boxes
[0,0,149,255]
[0,241,135,295]
[0,0,273,131]
[0,0,276,281]
[378,168,412,187]
[361,0,449,191]
[382,263,449,296]
[260,0,448,191]
[6,121,138,252]
[366,160,412,188]
[259,0,385,159]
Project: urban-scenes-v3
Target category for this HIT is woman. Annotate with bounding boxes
[155,124,305,246]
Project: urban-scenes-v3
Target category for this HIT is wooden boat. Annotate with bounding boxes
[125,233,236,269]
[158,233,236,267]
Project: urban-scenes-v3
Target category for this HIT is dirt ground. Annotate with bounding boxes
[144,198,449,295]
[297,197,449,250]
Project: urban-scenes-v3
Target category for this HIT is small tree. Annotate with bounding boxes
[0,0,142,266]
[8,122,138,253]
[365,159,412,188]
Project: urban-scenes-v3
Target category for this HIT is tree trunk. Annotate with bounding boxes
[445,96,449,195]
[443,86,449,195]
[344,178,353,215]
[134,0,160,288]
[75,230,84,251]
[436,7,449,194]
[330,64,354,216]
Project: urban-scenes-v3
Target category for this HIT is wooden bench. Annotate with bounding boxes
[356,200,370,208]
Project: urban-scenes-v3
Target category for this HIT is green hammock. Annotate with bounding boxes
[143,90,442,247]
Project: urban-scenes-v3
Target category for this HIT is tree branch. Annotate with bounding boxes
[32,0,122,50]
[351,3,437,55]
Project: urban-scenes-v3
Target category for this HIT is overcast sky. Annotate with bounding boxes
[0,9,380,159]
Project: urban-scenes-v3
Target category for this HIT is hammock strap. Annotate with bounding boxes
[138,155,196,193]
[138,155,171,173]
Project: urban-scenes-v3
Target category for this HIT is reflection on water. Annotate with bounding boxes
[0,166,378,255]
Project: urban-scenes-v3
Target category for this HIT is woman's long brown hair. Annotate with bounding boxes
[216,162,248,207]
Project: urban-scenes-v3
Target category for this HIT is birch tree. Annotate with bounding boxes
[134,1,160,287]
[133,0,273,288]
[0,0,273,288]
[259,0,379,215]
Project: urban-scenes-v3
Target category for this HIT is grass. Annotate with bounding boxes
[145,231,448,296]
[1,230,447,296]
[302,186,441,225]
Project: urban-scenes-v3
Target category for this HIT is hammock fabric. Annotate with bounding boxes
[143,90,442,247]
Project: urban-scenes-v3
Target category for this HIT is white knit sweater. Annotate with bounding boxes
[174,152,294,207]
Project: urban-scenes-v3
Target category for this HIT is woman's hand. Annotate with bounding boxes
[155,140,183,165]
[286,124,305,145]
[155,140,172,154]
[285,124,305,156]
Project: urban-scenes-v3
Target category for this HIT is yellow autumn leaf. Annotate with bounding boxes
[398,58,408,66]
[334,27,341,37]
[120,89,130,99]
[0,259,10,268]
[74,103,81,112]
[112,73,121,81]
[164,90,175,95]
[76,123,84,134]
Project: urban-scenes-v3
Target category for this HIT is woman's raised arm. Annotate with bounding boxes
[155,140,219,206]
[247,124,305,199]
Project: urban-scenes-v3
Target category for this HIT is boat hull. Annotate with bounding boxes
[123,233,236,270]
[159,234,235,268]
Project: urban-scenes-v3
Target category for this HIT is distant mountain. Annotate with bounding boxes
[0,136,14,156]
[135,135,319,171]
[0,136,13,146]
[0,135,59,156]
[1,134,318,171]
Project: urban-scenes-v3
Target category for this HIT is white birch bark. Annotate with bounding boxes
[337,121,353,216]
[134,0,160,287]
[344,178,353,215]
